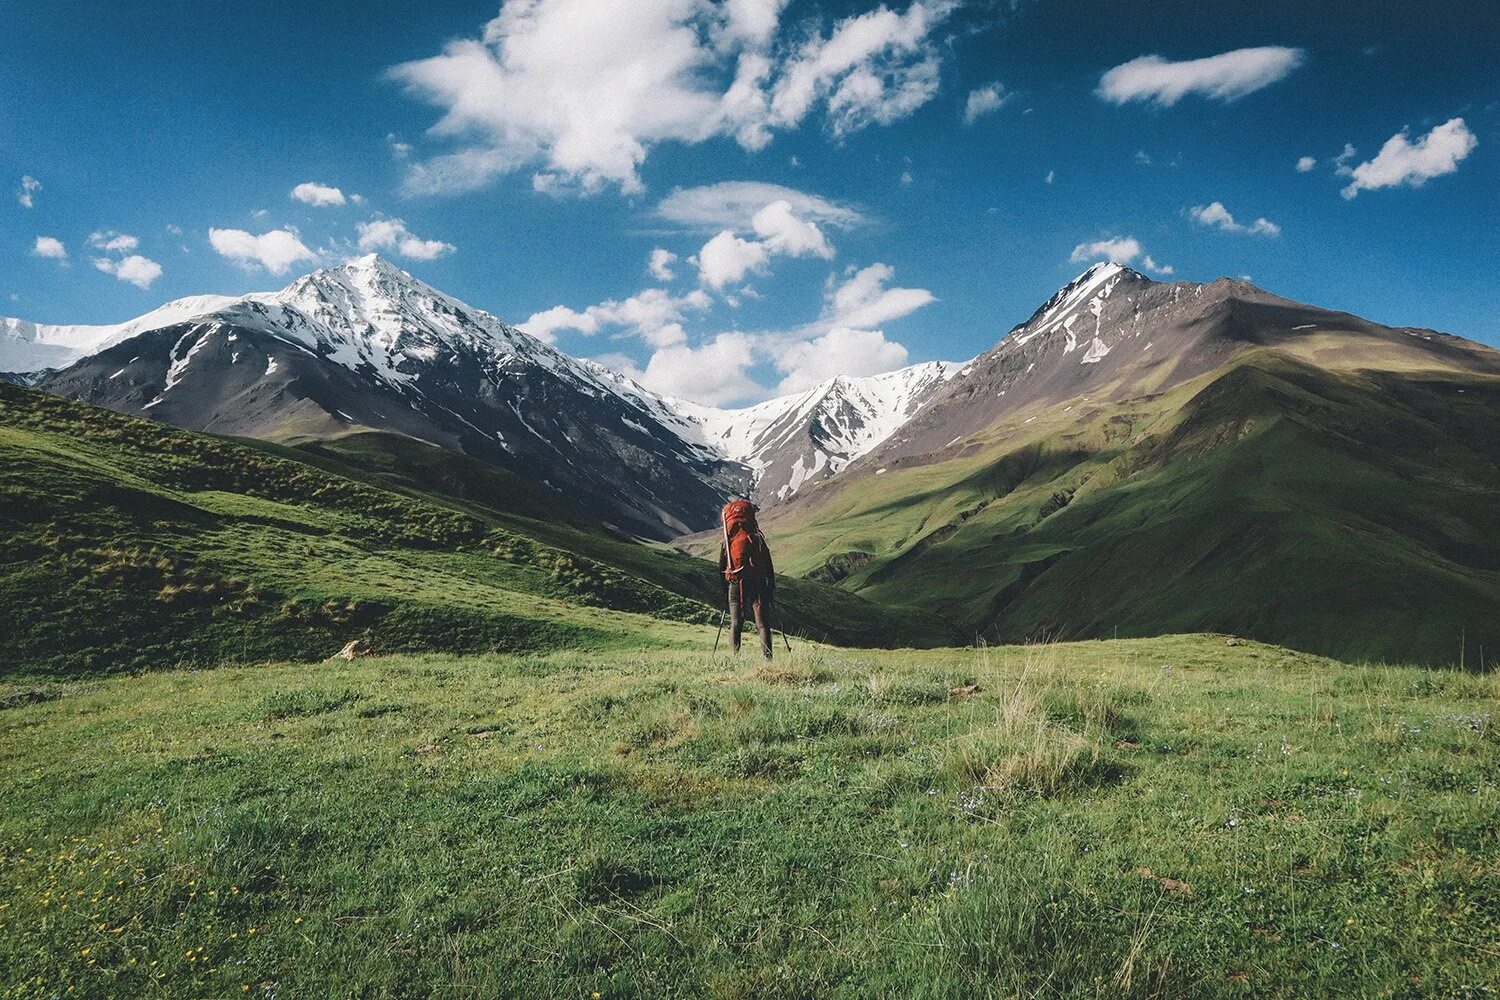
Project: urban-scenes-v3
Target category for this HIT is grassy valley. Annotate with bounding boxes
[0,384,940,677]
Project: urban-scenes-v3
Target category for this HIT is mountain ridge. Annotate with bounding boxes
[7,254,967,527]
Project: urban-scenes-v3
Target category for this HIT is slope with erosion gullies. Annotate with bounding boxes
[0,385,939,677]
[771,352,1500,664]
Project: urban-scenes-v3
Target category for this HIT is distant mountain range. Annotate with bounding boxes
[3,256,960,537]
[9,255,1500,663]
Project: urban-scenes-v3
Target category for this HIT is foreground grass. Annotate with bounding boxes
[1,635,1496,997]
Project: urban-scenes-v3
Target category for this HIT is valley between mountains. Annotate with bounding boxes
[3,255,1499,668]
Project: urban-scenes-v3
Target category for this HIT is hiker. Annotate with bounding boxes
[719,499,775,660]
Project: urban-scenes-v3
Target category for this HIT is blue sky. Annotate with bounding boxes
[3,0,1497,403]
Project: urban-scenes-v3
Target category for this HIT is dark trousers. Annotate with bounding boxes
[728,582,772,660]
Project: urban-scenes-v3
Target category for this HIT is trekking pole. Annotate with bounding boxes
[711,608,726,653]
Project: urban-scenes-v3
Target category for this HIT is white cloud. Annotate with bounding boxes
[32,236,67,260]
[657,180,864,230]
[1334,142,1358,176]
[617,331,761,404]
[1296,155,1317,173]
[584,259,933,405]
[88,230,140,253]
[769,1,952,137]
[1189,201,1281,236]
[693,198,832,287]
[750,199,833,258]
[93,254,163,289]
[1070,236,1174,274]
[900,170,914,186]
[355,218,456,260]
[826,262,934,328]
[521,286,710,347]
[774,326,908,394]
[720,0,787,48]
[1044,169,1055,184]
[649,248,678,281]
[1339,118,1477,199]
[517,304,596,343]
[963,83,1009,124]
[17,176,40,209]
[1097,46,1304,106]
[695,230,771,288]
[291,182,347,206]
[209,228,318,274]
[389,0,954,195]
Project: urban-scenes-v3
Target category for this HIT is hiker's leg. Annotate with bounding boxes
[752,595,772,661]
[727,582,743,653]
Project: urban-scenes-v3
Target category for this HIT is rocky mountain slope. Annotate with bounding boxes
[752,264,1500,664]
[862,261,1500,469]
[31,256,750,539]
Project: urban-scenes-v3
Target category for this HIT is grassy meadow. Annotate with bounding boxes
[0,383,942,678]
[3,635,1496,997]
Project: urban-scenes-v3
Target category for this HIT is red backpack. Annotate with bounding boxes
[721,500,763,582]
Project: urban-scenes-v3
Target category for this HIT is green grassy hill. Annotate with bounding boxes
[2,636,1494,997]
[760,353,1500,666]
[0,384,943,677]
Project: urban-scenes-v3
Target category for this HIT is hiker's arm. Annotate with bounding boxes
[718,544,727,574]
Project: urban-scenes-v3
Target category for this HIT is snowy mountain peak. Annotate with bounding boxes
[662,359,962,502]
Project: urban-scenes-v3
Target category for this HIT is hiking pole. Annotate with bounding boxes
[712,608,726,653]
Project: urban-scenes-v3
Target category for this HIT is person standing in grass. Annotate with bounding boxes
[719,499,775,660]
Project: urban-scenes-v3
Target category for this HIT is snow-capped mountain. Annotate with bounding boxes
[664,362,961,502]
[32,255,750,539]
[1,295,240,375]
[16,255,1498,540]
[13,255,966,523]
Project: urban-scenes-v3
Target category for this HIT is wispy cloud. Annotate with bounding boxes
[88,230,140,253]
[1097,46,1304,106]
[16,176,40,209]
[963,82,1010,124]
[657,181,864,230]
